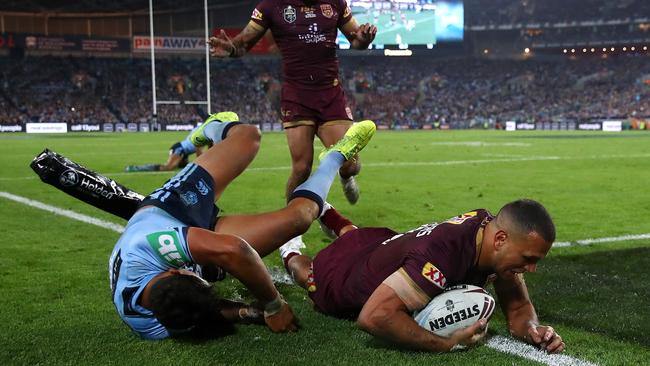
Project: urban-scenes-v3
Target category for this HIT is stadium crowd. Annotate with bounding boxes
[465,0,650,25]
[1,54,649,128]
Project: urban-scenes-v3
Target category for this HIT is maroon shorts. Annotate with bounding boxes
[308,227,398,319]
[280,83,353,129]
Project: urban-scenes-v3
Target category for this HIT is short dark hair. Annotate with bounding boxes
[149,274,224,334]
[496,199,556,243]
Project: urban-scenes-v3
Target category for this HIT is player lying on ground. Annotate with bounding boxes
[280,200,565,353]
[109,112,376,339]
[125,123,210,172]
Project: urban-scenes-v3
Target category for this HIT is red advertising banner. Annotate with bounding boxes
[214,28,277,55]
[132,36,205,53]
[0,33,16,48]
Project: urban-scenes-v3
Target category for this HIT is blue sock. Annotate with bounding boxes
[203,121,242,143]
[290,152,345,213]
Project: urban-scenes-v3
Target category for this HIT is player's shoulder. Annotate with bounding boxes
[441,208,492,226]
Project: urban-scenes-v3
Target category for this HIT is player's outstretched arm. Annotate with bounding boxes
[340,18,377,50]
[187,227,299,332]
[357,284,487,352]
[208,23,266,58]
[494,274,565,353]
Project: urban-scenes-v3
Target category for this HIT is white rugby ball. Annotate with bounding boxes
[414,284,495,337]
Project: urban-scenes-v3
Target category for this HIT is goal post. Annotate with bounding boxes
[148,0,212,130]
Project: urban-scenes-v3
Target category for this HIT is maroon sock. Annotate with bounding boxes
[321,207,354,236]
[283,252,300,274]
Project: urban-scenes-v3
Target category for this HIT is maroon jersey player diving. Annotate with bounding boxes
[280,199,566,353]
[208,0,377,211]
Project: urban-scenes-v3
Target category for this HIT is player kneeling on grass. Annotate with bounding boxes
[124,119,231,172]
[280,199,565,353]
[109,112,376,339]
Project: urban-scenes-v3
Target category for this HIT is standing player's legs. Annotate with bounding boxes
[284,125,317,200]
[318,123,359,177]
[317,85,360,204]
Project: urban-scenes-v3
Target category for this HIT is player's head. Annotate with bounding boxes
[490,199,555,277]
[149,269,228,336]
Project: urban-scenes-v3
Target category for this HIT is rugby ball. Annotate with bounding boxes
[413,284,495,337]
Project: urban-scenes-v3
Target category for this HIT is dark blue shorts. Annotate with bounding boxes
[140,163,220,230]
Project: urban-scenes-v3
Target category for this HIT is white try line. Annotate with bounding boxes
[553,233,650,248]
[0,191,124,233]
[486,336,598,366]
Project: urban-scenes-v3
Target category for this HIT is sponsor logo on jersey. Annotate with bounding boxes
[422,262,446,289]
[320,4,334,18]
[195,179,210,196]
[299,22,326,43]
[147,230,190,267]
[301,6,316,19]
[428,304,481,332]
[445,211,478,225]
[59,169,79,187]
[251,8,263,21]
[343,5,351,18]
[283,6,297,23]
[180,191,198,206]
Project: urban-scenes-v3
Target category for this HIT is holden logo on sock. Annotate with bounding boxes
[59,169,79,187]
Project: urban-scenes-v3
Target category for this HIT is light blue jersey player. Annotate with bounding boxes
[107,111,377,340]
[109,205,198,339]
[125,126,204,172]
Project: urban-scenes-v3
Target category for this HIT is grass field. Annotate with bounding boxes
[1,130,649,365]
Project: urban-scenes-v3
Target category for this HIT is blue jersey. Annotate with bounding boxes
[170,127,199,157]
[109,207,199,340]
[180,128,199,154]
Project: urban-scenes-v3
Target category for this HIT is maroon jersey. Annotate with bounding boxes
[310,209,494,319]
[250,0,352,89]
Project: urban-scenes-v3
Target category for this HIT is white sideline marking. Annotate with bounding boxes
[430,141,531,147]
[364,156,561,167]
[5,152,650,181]
[0,191,124,233]
[486,336,597,366]
[553,233,650,248]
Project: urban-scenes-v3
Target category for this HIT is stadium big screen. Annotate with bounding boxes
[337,0,463,48]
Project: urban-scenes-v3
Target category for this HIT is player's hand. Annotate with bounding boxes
[527,325,565,353]
[449,319,488,351]
[356,23,377,44]
[264,301,300,333]
[237,305,265,325]
[207,30,235,57]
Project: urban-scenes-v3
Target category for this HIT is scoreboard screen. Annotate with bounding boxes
[337,0,463,48]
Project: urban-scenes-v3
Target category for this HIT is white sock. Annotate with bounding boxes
[279,235,305,259]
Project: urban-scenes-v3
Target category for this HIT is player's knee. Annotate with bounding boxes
[291,161,312,180]
[241,124,262,144]
[287,204,318,233]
